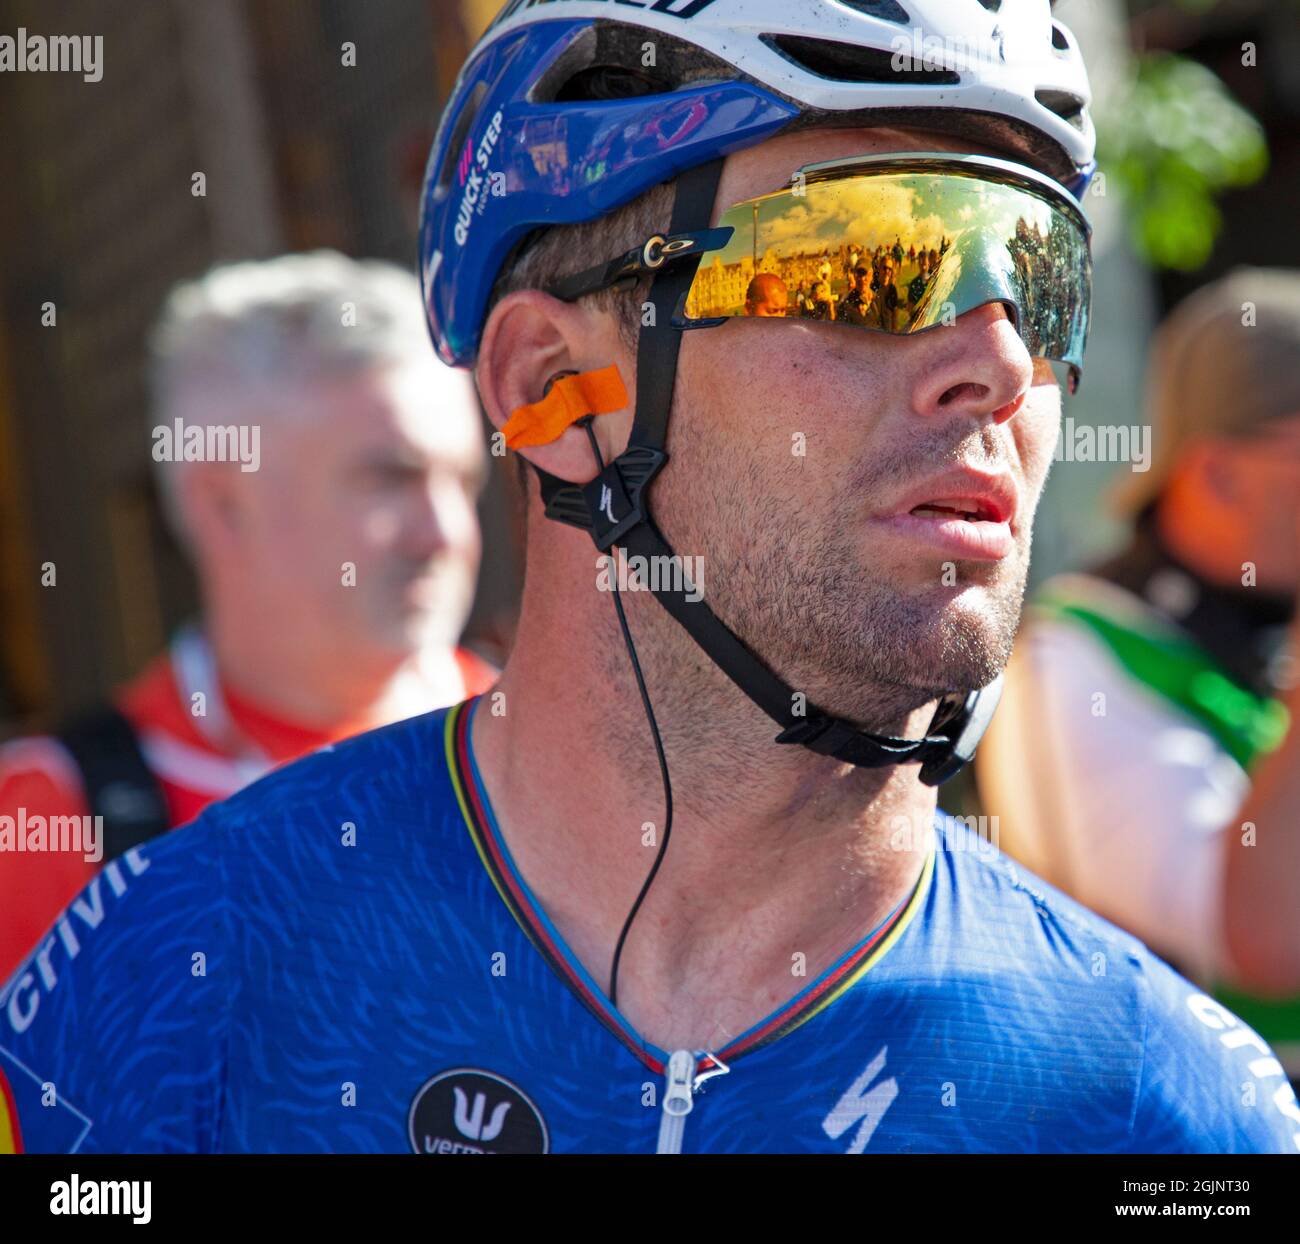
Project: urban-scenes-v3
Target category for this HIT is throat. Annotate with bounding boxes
[607,845,930,1060]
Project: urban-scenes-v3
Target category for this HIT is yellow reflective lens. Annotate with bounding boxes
[682,155,1091,379]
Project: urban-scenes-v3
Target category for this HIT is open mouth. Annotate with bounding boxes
[908,499,1002,524]
[878,480,1017,562]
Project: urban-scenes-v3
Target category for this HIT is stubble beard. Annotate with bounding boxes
[656,426,1028,734]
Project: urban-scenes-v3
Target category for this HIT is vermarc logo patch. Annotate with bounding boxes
[409,1068,549,1154]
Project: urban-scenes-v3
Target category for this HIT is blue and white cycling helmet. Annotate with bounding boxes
[420,0,1095,368]
[419,0,1096,784]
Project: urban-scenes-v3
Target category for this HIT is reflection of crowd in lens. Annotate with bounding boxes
[1007,213,1085,355]
[737,236,951,330]
[744,272,789,317]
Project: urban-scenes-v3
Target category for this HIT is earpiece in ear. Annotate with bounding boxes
[543,369,580,398]
[502,364,629,450]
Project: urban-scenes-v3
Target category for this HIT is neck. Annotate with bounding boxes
[202,594,463,732]
[471,526,937,1052]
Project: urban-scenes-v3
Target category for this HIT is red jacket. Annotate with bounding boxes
[0,635,496,982]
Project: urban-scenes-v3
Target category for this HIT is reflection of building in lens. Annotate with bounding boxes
[690,234,951,325]
[692,248,826,316]
[691,254,755,315]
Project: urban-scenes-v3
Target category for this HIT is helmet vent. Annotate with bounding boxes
[1050,23,1071,51]
[762,34,960,86]
[553,63,674,103]
[1035,88,1085,130]
[977,0,1003,13]
[835,0,911,23]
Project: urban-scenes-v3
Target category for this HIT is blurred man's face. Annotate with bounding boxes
[236,362,485,662]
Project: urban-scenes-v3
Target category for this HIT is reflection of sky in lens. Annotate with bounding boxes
[712,175,1055,264]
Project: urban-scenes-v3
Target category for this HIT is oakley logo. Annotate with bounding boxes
[643,235,696,269]
[822,1047,898,1154]
[452,1087,511,1142]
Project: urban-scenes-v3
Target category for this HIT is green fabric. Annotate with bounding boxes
[1034,586,1296,1056]
[1211,987,1300,1057]
[1033,593,1289,770]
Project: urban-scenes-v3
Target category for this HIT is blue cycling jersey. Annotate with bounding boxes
[2,697,1298,1154]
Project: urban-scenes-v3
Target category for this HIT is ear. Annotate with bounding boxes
[475,289,634,484]
[175,458,248,561]
[1188,437,1242,506]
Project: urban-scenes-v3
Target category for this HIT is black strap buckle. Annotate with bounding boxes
[775,714,931,768]
[772,674,1005,784]
[576,446,668,551]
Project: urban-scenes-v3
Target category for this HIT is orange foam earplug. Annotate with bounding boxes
[502,365,628,450]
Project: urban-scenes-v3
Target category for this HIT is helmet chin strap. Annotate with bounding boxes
[536,159,1003,786]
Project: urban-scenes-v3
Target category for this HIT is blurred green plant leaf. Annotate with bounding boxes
[1097,52,1268,270]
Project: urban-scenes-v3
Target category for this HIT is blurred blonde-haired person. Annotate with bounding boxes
[978,268,1300,1077]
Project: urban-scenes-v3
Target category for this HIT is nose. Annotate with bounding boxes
[403,477,453,561]
[407,473,481,566]
[910,302,1033,425]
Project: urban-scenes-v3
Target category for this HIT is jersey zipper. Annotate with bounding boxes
[656,1050,695,1154]
[656,1049,730,1154]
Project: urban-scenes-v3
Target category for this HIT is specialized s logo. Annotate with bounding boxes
[409,1069,549,1154]
[822,1047,898,1154]
[599,483,619,525]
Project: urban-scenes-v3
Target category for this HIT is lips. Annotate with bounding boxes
[874,471,1020,562]
[893,471,1017,529]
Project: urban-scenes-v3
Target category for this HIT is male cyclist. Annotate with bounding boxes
[2,0,1297,1154]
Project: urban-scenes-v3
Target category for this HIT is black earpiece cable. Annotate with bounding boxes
[575,416,675,1009]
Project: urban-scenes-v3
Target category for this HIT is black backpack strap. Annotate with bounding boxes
[56,706,171,862]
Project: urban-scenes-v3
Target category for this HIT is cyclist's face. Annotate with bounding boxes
[659,126,1062,717]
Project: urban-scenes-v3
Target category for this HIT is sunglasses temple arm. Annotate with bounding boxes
[546,227,733,303]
